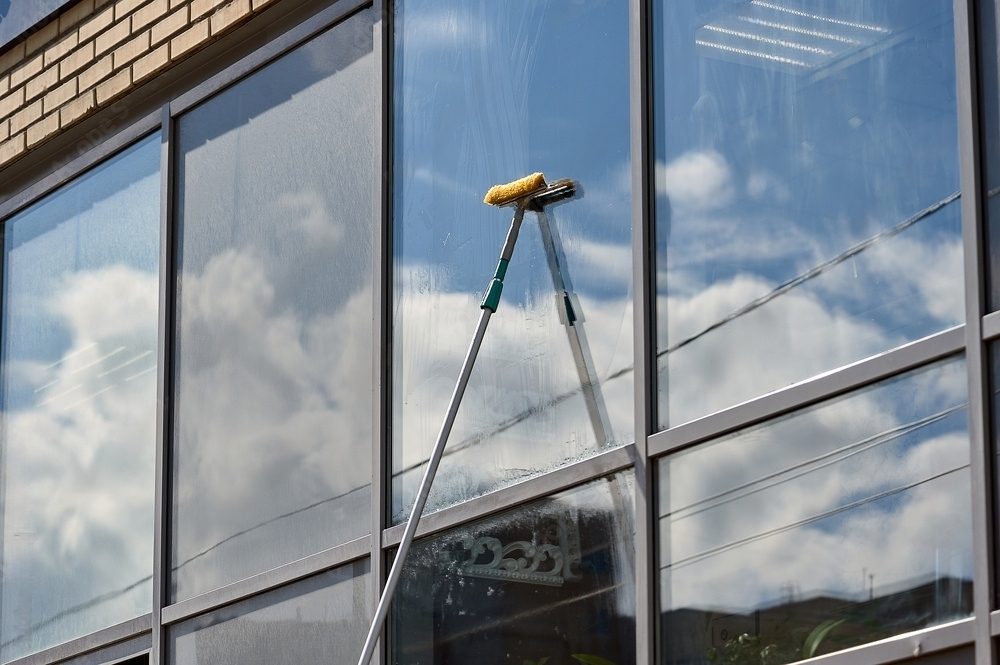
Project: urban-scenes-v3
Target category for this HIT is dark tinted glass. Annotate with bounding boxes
[392,0,633,525]
[0,135,160,662]
[391,473,635,664]
[658,358,971,664]
[169,561,369,665]
[655,1,962,427]
[171,10,374,601]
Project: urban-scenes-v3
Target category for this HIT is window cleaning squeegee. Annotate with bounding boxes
[355,173,578,665]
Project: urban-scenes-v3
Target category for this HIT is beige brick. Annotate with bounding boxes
[170,0,187,8]
[152,5,189,45]
[133,43,168,81]
[78,53,113,90]
[112,30,150,69]
[0,42,26,77]
[96,17,132,55]
[79,6,114,42]
[43,78,77,114]
[24,65,59,101]
[0,86,22,119]
[60,41,95,79]
[44,31,79,67]
[0,74,7,97]
[251,0,276,10]
[170,18,208,61]
[25,21,59,56]
[60,88,96,125]
[210,0,250,36]
[9,54,43,89]
[95,67,130,103]
[191,0,227,21]
[0,133,25,168]
[133,0,169,30]
[26,112,60,147]
[115,0,148,20]
[60,0,97,34]
[0,118,8,143]
[10,99,42,135]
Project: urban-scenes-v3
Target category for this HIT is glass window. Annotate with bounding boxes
[392,0,633,524]
[658,358,971,665]
[980,0,1000,310]
[168,560,369,665]
[171,9,375,602]
[655,1,962,427]
[0,135,160,662]
[391,472,635,664]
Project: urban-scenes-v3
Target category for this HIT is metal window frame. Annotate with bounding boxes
[0,0,997,664]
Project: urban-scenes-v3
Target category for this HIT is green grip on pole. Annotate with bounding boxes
[480,259,510,312]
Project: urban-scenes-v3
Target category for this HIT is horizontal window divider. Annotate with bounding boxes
[160,534,371,627]
[649,326,965,459]
[4,615,152,665]
[0,111,161,222]
[798,618,973,665]
[982,310,1000,341]
[381,445,635,549]
[169,0,371,118]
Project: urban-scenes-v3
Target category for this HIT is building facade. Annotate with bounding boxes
[0,1,994,664]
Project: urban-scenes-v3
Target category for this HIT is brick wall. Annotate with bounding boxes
[0,0,278,169]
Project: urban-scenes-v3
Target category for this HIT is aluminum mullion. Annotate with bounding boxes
[380,446,634,549]
[629,0,655,662]
[150,104,174,665]
[0,111,160,221]
[955,2,996,665]
[648,326,966,459]
[984,310,1000,341]
[168,0,371,118]
[160,535,371,626]
[370,0,391,663]
[1,616,151,665]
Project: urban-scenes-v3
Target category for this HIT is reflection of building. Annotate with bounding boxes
[0,1,996,665]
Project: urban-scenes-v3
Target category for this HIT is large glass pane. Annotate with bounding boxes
[655,1,962,426]
[171,10,374,601]
[658,358,971,665]
[0,135,160,662]
[391,472,635,664]
[169,560,369,665]
[392,0,633,524]
[980,0,1000,310]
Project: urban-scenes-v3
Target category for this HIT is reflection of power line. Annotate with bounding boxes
[667,403,965,522]
[662,190,960,356]
[4,190,960,643]
[663,465,965,572]
[0,575,151,649]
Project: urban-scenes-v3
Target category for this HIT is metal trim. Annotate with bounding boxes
[169,0,371,118]
[797,618,973,665]
[1,615,152,665]
[983,311,1000,341]
[629,0,656,661]
[160,535,371,626]
[954,3,996,665]
[150,105,174,665]
[370,0,391,663]
[380,446,634,548]
[0,111,160,222]
[648,326,966,458]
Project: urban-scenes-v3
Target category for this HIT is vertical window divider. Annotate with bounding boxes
[631,0,656,662]
[152,102,177,665]
[955,1,996,664]
[372,0,392,663]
